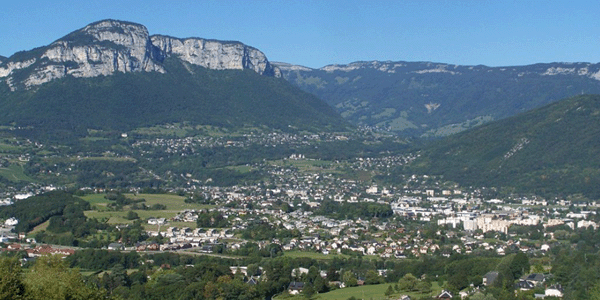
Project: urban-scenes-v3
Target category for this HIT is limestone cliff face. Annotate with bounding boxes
[0,20,279,90]
[151,35,280,77]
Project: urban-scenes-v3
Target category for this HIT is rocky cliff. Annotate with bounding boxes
[0,20,279,90]
[152,35,280,77]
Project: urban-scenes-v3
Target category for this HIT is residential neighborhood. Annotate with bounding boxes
[0,130,597,299]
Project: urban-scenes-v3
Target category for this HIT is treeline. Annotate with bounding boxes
[0,255,110,300]
[4,244,600,300]
[196,211,229,228]
[315,199,394,220]
[237,220,301,241]
[67,249,141,270]
[0,191,88,233]
[0,190,150,247]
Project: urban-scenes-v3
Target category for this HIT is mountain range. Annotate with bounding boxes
[0,20,347,138]
[4,19,600,140]
[2,19,600,197]
[276,60,600,137]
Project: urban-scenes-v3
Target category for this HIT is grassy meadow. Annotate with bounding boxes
[283,250,349,260]
[0,164,35,182]
[81,193,215,226]
[276,282,442,300]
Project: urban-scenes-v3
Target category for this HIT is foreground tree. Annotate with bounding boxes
[24,255,108,300]
[385,284,395,297]
[343,270,358,287]
[0,256,25,300]
[398,273,418,291]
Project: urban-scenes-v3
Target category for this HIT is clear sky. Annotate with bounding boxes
[2,0,599,69]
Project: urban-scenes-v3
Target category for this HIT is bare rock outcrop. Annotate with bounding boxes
[0,19,279,90]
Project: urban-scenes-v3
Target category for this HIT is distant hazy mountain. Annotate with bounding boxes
[0,55,5,64]
[275,61,600,137]
[0,20,348,138]
[412,94,600,198]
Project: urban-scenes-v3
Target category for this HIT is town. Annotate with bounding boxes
[0,126,598,299]
[1,133,596,299]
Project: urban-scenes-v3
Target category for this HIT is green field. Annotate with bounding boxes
[81,193,116,209]
[81,193,215,211]
[271,159,336,173]
[30,219,50,234]
[274,281,442,300]
[131,124,191,137]
[316,282,441,300]
[79,137,110,142]
[77,156,137,162]
[125,193,215,211]
[0,142,23,153]
[82,193,215,225]
[283,251,349,260]
[0,164,35,182]
[224,165,253,173]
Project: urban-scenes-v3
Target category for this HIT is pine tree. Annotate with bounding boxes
[385,285,395,297]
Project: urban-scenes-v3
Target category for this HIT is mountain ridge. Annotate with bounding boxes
[0,19,280,91]
[0,20,347,138]
[275,60,600,137]
[410,94,600,198]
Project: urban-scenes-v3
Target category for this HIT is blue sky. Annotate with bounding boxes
[2,0,599,68]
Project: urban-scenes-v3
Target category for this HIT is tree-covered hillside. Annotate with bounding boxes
[409,94,600,197]
[0,58,349,141]
[277,61,600,137]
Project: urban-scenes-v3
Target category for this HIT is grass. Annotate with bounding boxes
[77,156,137,162]
[80,270,102,277]
[314,282,442,300]
[283,251,349,260]
[124,193,215,211]
[339,170,372,182]
[0,164,35,182]
[93,269,140,277]
[81,193,215,211]
[271,159,336,173]
[132,126,190,138]
[84,210,180,224]
[30,219,50,234]
[79,137,110,142]
[0,143,22,153]
[82,193,216,225]
[80,194,115,209]
[143,221,197,232]
[224,165,253,173]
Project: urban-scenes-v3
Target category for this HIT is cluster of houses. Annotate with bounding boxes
[0,243,75,258]
[125,181,600,263]
[483,271,563,298]
[131,131,347,156]
[144,212,234,251]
